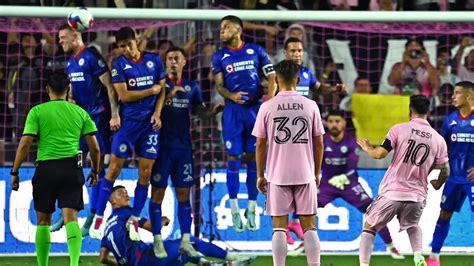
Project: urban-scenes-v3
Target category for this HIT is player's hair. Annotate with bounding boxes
[115,27,136,43]
[274,59,301,84]
[455,81,474,92]
[221,15,243,28]
[284,37,303,50]
[111,185,126,194]
[354,76,369,86]
[327,109,345,119]
[166,46,186,57]
[158,39,174,49]
[47,71,70,95]
[409,95,430,115]
[58,23,73,31]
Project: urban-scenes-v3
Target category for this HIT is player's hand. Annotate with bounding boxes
[328,174,350,190]
[467,167,474,182]
[460,36,471,48]
[11,174,19,191]
[357,139,372,153]
[212,102,225,115]
[402,50,411,64]
[110,114,121,131]
[333,83,347,94]
[162,216,170,226]
[315,174,321,187]
[150,84,162,95]
[430,179,443,190]
[230,91,248,104]
[150,113,162,130]
[257,177,268,194]
[87,170,98,187]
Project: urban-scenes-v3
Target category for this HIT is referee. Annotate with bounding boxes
[10,72,100,266]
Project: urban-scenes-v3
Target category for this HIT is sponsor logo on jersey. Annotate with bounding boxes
[184,175,194,182]
[69,72,85,82]
[128,78,136,87]
[325,146,333,152]
[78,58,85,66]
[225,60,255,74]
[222,53,230,60]
[123,64,132,70]
[146,146,157,154]
[450,133,474,143]
[449,120,457,126]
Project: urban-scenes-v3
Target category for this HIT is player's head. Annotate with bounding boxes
[327,110,346,137]
[284,37,304,66]
[166,46,186,76]
[109,185,130,209]
[409,95,430,118]
[46,71,70,97]
[220,15,243,44]
[274,59,301,90]
[354,77,372,94]
[58,23,82,53]
[465,49,474,70]
[452,81,474,109]
[115,27,140,59]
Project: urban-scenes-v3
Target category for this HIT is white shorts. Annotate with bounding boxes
[265,181,318,216]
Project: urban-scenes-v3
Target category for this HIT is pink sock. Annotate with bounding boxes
[359,230,376,264]
[407,225,423,252]
[272,229,287,266]
[304,228,321,266]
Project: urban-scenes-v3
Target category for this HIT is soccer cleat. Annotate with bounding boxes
[416,260,428,266]
[50,214,64,232]
[228,255,257,266]
[426,258,440,266]
[232,213,244,233]
[288,221,305,240]
[179,240,204,258]
[81,212,95,237]
[128,218,140,241]
[153,236,168,258]
[286,229,295,245]
[388,247,405,259]
[288,242,305,257]
[244,209,257,231]
[89,215,104,240]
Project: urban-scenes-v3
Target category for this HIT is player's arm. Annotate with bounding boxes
[137,216,169,232]
[266,73,277,98]
[214,72,247,104]
[99,247,118,266]
[99,72,121,131]
[430,162,451,190]
[113,82,161,103]
[388,62,403,86]
[357,138,390,159]
[255,137,268,194]
[317,82,347,96]
[84,134,100,186]
[313,135,324,186]
[10,135,35,191]
[151,78,166,130]
[453,36,470,74]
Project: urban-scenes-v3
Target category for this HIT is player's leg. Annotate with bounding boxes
[398,201,426,266]
[62,208,81,266]
[36,212,53,266]
[296,182,319,266]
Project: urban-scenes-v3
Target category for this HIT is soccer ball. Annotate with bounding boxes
[67,7,94,32]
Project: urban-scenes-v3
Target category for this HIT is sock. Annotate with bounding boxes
[430,253,440,260]
[149,202,162,235]
[35,225,51,266]
[303,228,321,266]
[414,251,424,264]
[292,213,300,221]
[248,200,257,212]
[378,226,393,246]
[96,178,114,216]
[178,201,192,234]
[230,199,240,214]
[359,230,376,265]
[89,171,104,213]
[431,218,450,254]
[132,183,149,217]
[191,236,227,259]
[407,225,423,255]
[226,160,241,199]
[65,221,82,266]
[272,229,287,266]
[246,161,258,201]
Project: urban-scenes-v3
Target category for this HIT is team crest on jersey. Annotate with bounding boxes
[225,64,235,74]
[67,62,70,67]
[340,145,348,153]
[78,58,85,66]
[146,61,154,68]
[184,85,191,92]
[303,72,309,79]
[111,69,118,77]
[98,59,105,68]
[246,49,254,55]
[119,144,127,153]
[128,78,137,87]
[471,119,474,127]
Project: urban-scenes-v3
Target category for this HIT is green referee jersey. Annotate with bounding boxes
[22,99,98,161]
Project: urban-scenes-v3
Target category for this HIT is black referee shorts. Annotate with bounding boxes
[32,157,85,213]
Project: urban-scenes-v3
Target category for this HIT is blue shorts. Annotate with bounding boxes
[111,120,159,160]
[135,241,186,266]
[151,148,195,188]
[80,112,112,154]
[440,181,474,213]
[222,103,260,156]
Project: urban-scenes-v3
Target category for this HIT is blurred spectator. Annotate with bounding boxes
[388,38,439,97]
[158,39,174,61]
[429,83,456,131]
[339,77,373,112]
[453,36,474,82]
[437,49,460,86]
[370,0,398,10]
[106,43,121,68]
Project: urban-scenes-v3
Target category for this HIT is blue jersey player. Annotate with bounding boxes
[149,47,217,258]
[212,15,276,232]
[99,185,254,266]
[427,81,474,266]
[54,24,121,236]
[90,27,166,242]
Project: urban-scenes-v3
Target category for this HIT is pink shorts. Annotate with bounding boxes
[265,182,318,216]
[365,196,425,231]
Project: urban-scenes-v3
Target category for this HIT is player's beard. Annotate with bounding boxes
[222,33,238,46]
[329,128,342,137]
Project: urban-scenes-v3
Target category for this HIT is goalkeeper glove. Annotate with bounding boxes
[328,174,350,190]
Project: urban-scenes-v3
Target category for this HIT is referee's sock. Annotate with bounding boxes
[66,221,82,266]
[35,225,51,266]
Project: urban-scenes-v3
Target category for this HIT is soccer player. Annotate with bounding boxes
[99,185,254,266]
[55,24,121,235]
[90,27,166,241]
[10,72,100,266]
[357,95,450,266]
[149,46,218,258]
[426,81,474,266]
[212,15,276,232]
[253,60,325,266]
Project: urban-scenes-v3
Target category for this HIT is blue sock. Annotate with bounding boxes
[132,183,149,217]
[89,169,105,214]
[431,218,450,254]
[149,202,162,235]
[191,236,227,259]
[292,213,299,221]
[246,161,258,201]
[226,160,241,199]
[96,178,114,216]
[178,201,192,234]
